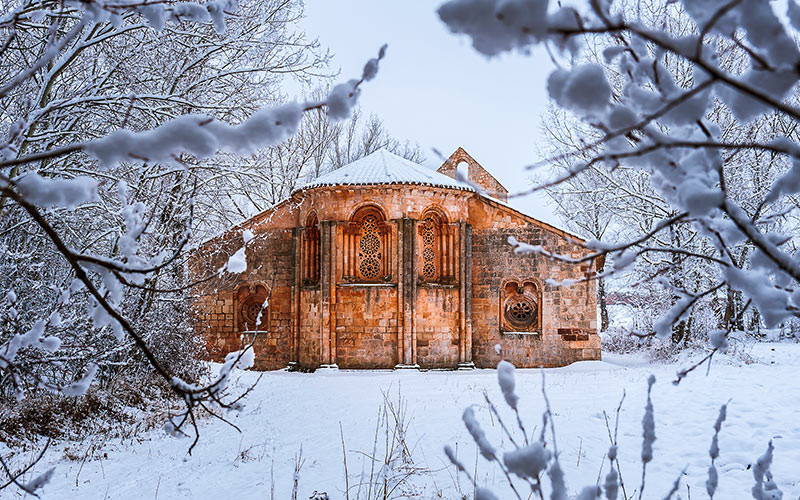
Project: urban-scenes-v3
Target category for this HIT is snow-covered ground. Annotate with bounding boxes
[18,342,800,499]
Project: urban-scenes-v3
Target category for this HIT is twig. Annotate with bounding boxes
[340,422,350,500]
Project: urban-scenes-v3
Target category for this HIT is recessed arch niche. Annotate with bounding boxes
[343,205,391,282]
[418,207,456,282]
[236,284,269,332]
[501,280,540,332]
[302,212,320,284]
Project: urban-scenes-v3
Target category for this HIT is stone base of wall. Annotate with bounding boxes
[473,331,601,369]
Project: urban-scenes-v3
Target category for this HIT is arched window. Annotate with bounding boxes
[456,160,469,181]
[420,215,438,280]
[237,284,269,332]
[359,214,382,279]
[343,206,390,282]
[302,213,320,284]
[502,281,540,332]
[418,209,454,282]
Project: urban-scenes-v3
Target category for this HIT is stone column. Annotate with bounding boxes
[395,219,405,365]
[458,222,475,369]
[319,220,337,368]
[289,227,301,369]
[396,217,418,368]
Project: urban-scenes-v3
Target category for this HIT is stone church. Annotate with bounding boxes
[190,148,601,370]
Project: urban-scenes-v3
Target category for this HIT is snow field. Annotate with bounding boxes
[23,343,800,499]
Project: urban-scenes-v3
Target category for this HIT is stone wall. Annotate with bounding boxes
[334,285,399,368]
[297,288,321,368]
[191,289,234,360]
[190,224,295,370]
[468,198,601,368]
[415,285,460,368]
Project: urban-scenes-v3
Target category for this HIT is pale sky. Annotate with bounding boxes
[300,0,562,227]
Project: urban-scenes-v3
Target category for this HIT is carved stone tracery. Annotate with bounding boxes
[358,214,382,279]
[421,216,437,280]
[342,206,390,282]
[237,284,269,331]
[502,281,540,332]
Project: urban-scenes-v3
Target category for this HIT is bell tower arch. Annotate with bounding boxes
[437,147,508,202]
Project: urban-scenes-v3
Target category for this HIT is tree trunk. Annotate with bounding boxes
[722,285,744,331]
[598,274,609,333]
[671,319,687,344]
[749,309,763,338]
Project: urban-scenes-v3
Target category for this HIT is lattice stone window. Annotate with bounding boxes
[502,281,539,332]
[343,206,390,282]
[359,214,382,279]
[421,216,437,280]
[418,209,455,283]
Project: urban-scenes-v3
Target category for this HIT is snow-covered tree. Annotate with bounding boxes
[0,0,328,392]
[0,1,386,491]
[437,1,800,494]
[536,1,800,345]
[195,100,424,237]
[438,0,800,361]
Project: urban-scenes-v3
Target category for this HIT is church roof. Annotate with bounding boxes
[296,148,474,193]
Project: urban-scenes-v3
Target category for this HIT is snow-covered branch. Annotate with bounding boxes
[439,0,800,362]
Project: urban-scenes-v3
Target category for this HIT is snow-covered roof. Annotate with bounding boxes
[295,148,474,193]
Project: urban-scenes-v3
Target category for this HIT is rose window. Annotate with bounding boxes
[241,297,266,330]
[504,296,537,329]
